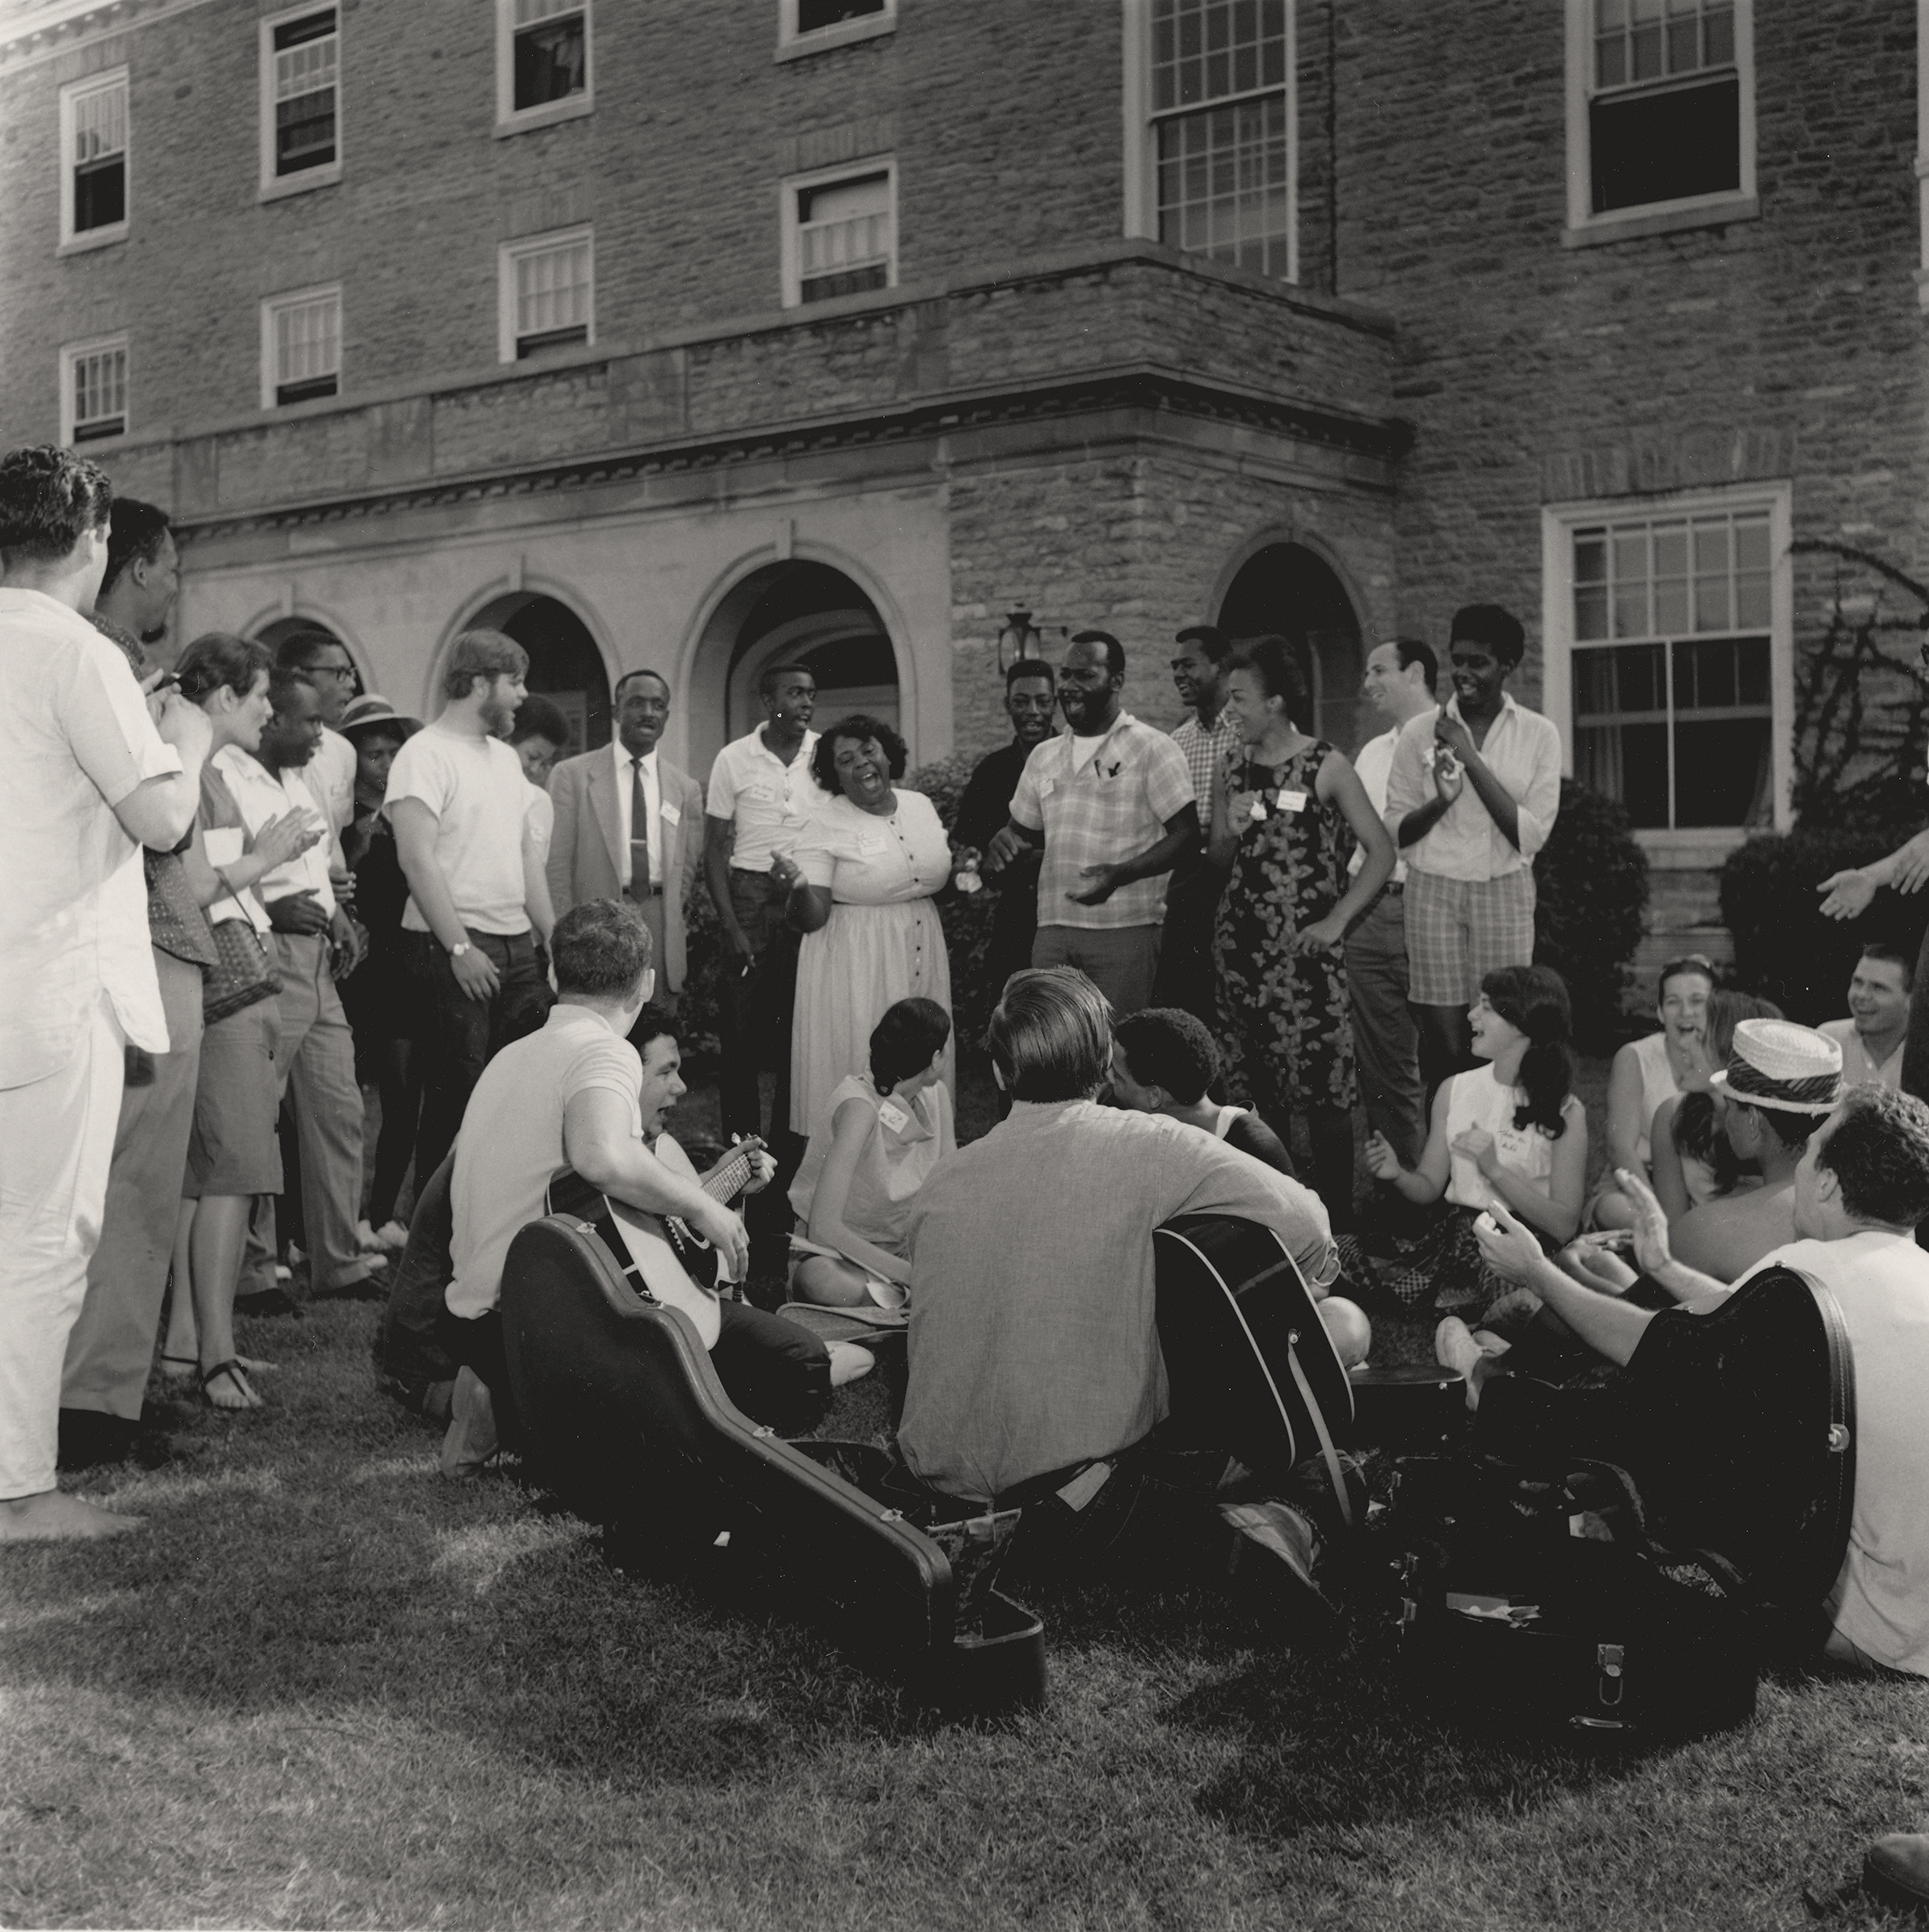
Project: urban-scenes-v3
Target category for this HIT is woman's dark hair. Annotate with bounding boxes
[1480,963,1575,1138]
[870,996,952,1091]
[175,632,275,706]
[811,713,908,794]
[1227,634,1312,729]
[1674,990,1784,1186]
[510,693,571,749]
[1656,952,1718,1004]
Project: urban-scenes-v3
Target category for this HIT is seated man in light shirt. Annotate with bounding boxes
[898,968,1354,1606]
[1818,941,1910,1091]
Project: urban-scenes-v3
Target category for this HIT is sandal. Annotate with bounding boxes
[158,1353,198,1380]
[200,1360,261,1411]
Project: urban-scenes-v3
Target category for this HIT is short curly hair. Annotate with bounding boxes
[1814,1084,1929,1228]
[811,713,908,795]
[0,444,113,569]
[551,899,653,1001]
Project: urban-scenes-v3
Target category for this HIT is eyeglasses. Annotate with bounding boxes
[308,664,357,683]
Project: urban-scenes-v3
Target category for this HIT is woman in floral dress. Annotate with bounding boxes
[1207,634,1395,1224]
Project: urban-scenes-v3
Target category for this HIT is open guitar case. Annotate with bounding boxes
[1380,1265,1857,1739]
[497,1214,1046,1716]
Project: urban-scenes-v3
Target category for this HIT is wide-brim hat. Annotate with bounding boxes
[339,694,421,740]
[1708,1018,1843,1113]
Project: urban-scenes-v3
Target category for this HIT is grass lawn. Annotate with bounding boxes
[5,1059,1927,1930]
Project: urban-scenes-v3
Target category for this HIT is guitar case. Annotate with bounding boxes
[498,1214,1047,1715]
[1384,1265,1856,1739]
[1152,1215,1358,1526]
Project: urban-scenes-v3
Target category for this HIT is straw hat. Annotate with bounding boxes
[1708,1018,1843,1114]
[339,693,421,740]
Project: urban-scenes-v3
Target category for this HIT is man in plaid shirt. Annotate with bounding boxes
[983,631,1198,1017]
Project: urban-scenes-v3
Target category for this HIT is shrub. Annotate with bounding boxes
[1719,819,1927,1023]
[1531,779,1651,1051]
[909,754,1002,1052]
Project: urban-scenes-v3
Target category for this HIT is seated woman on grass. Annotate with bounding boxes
[1363,964,1587,1312]
[1649,989,1783,1221]
[787,997,955,1309]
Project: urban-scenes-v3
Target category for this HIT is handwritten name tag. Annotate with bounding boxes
[1279,789,1309,814]
[878,1101,912,1134]
[660,802,680,827]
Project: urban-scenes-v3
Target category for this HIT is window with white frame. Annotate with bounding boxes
[1142,0,1295,282]
[260,5,339,192]
[1566,0,1754,231]
[261,286,341,407]
[1543,489,1791,836]
[781,164,895,307]
[777,0,895,56]
[497,0,591,130]
[499,229,593,360]
[61,336,128,445]
[60,69,128,247]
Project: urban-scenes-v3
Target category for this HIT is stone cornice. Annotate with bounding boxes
[174,365,1413,544]
[0,0,218,74]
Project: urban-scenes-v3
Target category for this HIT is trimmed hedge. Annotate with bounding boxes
[1719,819,1928,1023]
[1531,778,1652,1050]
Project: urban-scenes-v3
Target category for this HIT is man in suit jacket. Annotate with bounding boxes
[545,669,704,1012]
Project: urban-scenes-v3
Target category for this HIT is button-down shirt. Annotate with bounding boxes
[1383,693,1563,882]
[1171,709,1242,817]
[1819,1019,1905,1092]
[706,727,823,873]
[1009,713,1195,930]
[1348,722,1408,886]
[613,739,663,890]
[215,745,335,916]
[899,1099,1337,1501]
[0,588,180,1080]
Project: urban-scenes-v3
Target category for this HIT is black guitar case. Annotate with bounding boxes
[498,1214,1047,1714]
[1385,1265,1856,1738]
[1153,1215,1358,1526]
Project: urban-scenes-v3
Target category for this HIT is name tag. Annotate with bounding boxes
[750,783,780,804]
[1493,1126,1533,1167]
[858,831,887,855]
[1279,789,1308,814]
[660,802,680,827]
[877,1101,911,1134]
[1038,777,1056,801]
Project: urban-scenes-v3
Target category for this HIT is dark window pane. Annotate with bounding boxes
[276,90,335,174]
[1736,635,1771,706]
[272,8,333,49]
[1590,74,1739,213]
[276,373,338,405]
[73,415,124,444]
[1674,717,1771,827]
[74,155,124,230]
[515,14,585,107]
[1577,721,1670,827]
[797,0,884,28]
[799,262,890,304]
[1575,641,1666,718]
[516,323,589,357]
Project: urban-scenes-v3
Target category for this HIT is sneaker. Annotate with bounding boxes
[1434,1316,1486,1379]
[273,1263,293,1283]
[354,1219,387,1254]
[1865,1833,1929,1912]
[373,1219,411,1252]
[440,1366,499,1477]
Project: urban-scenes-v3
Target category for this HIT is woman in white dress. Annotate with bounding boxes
[771,715,963,1137]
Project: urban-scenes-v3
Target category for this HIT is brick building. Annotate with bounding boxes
[2,0,1924,974]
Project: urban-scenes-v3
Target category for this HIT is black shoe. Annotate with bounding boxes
[57,1408,138,1471]
[1865,1834,1929,1913]
[234,1287,303,1318]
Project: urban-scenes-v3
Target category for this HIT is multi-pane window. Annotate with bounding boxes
[777,0,894,54]
[1588,0,1739,213]
[267,7,338,183]
[262,288,341,407]
[511,0,586,112]
[500,230,593,360]
[1150,0,1293,281]
[65,339,128,444]
[795,173,892,304]
[63,74,128,242]
[1569,508,1775,831]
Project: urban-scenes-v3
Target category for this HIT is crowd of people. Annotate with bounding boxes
[6,439,1928,1698]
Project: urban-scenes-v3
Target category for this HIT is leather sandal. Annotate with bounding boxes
[200,1361,259,1410]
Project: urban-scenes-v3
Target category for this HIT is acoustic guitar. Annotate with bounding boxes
[545,1140,760,1352]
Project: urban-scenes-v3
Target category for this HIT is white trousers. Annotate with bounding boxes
[0,994,126,1497]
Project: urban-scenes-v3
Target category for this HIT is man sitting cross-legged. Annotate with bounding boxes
[895,966,1353,1601]
[1107,1006,1296,1175]
[438,899,870,1475]
[1470,1084,1929,1678]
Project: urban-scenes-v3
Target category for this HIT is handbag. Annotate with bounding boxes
[204,917,281,1025]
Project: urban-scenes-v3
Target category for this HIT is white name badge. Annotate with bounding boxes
[660,802,680,827]
[858,831,887,855]
[1279,789,1309,814]
[877,1101,912,1134]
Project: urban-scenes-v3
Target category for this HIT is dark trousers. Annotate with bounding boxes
[377,1152,457,1393]
[718,872,801,1143]
[1152,857,1226,1029]
[1343,886,1428,1168]
[408,929,551,1190]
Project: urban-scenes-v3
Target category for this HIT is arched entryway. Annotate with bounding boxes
[468,591,611,756]
[1215,542,1366,754]
[687,560,901,783]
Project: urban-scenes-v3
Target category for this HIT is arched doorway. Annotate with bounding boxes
[688,560,900,782]
[468,591,611,755]
[254,615,365,698]
[1216,543,1366,754]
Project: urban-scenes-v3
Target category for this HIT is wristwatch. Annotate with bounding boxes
[448,941,470,959]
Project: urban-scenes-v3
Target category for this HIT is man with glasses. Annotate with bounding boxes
[276,631,360,844]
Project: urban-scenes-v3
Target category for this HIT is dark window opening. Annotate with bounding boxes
[1590,74,1739,213]
[800,262,890,303]
[274,10,334,48]
[797,0,886,31]
[74,415,125,444]
[516,323,589,358]
[513,12,586,109]
[276,373,338,406]
[276,91,335,174]
[74,156,124,231]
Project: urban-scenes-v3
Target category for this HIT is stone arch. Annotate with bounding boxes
[1214,535,1368,753]
[437,579,618,756]
[247,605,373,696]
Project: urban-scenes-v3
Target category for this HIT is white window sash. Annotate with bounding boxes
[73,80,127,163]
[74,347,128,427]
[514,0,583,24]
[275,297,340,385]
[515,242,592,338]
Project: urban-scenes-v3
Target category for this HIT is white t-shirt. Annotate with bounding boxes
[448,1005,642,1320]
[1069,731,1109,776]
[310,726,356,834]
[524,779,555,869]
[1818,1018,1904,1092]
[385,722,532,936]
[1738,1231,1929,1676]
[705,727,823,873]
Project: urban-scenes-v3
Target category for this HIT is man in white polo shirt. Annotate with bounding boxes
[0,444,209,1541]
[1819,942,1910,1092]
[704,663,823,1143]
[386,629,556,1192]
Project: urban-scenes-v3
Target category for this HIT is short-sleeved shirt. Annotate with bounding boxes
[1383,694,1563,882]
[448,1004,642,1320]
[309,726,356,835]
[524,780,556,869]
[1009,713,1195,931]
[0,587,181,1081]
[1349,723,1408,886]
[215,746,335,917]
[385,722,532,936]
[1172,711,1242,834]
[1818,1019,1904,1092]
[199,761,274,935]
[790,790,952,903]
[705,727,823,873]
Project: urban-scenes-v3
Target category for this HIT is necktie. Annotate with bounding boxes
[629,757,651,897]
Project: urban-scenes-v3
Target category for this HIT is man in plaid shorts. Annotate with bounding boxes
[1383,604,1561,1098]
[983,631,1197,1018]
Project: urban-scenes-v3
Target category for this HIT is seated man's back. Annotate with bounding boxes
[1668,1180,1796,1285]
